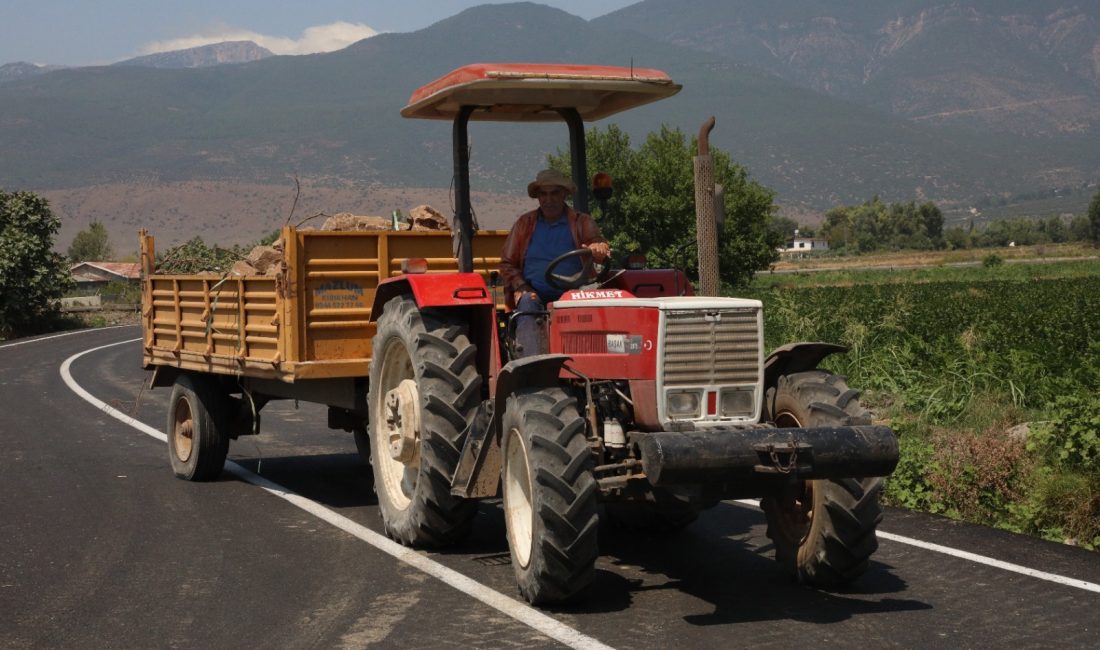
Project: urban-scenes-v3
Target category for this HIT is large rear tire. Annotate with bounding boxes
[761,370,883,586]
[368,295,479,547]
[502,387,599,604]
[167,374,230,481]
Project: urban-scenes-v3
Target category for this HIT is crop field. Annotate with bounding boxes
[742,255,1100,549]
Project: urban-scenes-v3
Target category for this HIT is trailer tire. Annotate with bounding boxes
[368,295,479,547]
[167,374,230,481]
[761,370,883,586]
[502,387,599,604]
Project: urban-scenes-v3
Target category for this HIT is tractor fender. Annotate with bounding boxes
[450,354,573,499]
[492,354,573,455]
[495,354,572,403]
[370,273,493,323]
[763,342,848,394]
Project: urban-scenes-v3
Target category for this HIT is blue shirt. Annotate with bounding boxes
[523,213,580,303]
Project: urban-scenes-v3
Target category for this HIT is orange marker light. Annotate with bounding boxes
[592,172,613,201]
[401,258,429,274]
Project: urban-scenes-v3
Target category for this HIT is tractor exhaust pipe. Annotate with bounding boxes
[694,117,720,296]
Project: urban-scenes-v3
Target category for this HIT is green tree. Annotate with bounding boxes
[1089,187,1100,245]
[821,206,855,251]
[1040,215,1067,243]
[919,201,945,247]
[1068,215,1092,242]
[67,220,113,262]
[0,190,74,338]
[767,215,800,244]
[548,124,779,289]
[822,198,945,253]
[943,226,970,250]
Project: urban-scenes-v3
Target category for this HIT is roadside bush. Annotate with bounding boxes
[1030,394,1100,470]
[927,425,1031,524]
[99,280,142,305]
[881,422,941,513]
[1011,469,1100,549]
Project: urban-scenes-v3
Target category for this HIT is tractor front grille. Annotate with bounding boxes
[662,308,761,386]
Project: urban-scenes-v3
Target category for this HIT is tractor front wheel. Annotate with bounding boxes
[501,387,599,604]
[761,370,883,586]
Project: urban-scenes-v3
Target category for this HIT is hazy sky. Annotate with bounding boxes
[1,1,640,66]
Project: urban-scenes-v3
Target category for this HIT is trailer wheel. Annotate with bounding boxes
[368,295,479,547]
[761,370,883,586]
[501,387,599,604]
[167,374,230,481]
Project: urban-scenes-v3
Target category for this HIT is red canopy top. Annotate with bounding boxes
[401,62,680,122]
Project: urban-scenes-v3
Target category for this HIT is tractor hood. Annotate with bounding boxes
[553,292,762,311]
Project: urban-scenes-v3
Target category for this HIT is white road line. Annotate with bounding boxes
[59,337,614,650]
[0,325,133,349]
[874,531,1100,594]
[733,499,1100,594]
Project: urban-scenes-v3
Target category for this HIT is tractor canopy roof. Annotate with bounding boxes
[401,63,681,122]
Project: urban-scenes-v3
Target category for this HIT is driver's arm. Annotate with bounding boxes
[575,212,610,262]
[500,212,537,307]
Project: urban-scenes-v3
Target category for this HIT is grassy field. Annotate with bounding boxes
[743,245,1100,549]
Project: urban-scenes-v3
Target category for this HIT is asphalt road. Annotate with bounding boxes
[2,325,1097,648]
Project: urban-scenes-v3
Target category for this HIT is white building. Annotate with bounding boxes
[778,232,829,257]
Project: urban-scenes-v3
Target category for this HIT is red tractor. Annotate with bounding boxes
[368,63,898,604]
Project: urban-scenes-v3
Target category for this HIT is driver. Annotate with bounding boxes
[500,168,610,356]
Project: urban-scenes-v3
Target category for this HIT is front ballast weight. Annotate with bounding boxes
[633,424,898,486]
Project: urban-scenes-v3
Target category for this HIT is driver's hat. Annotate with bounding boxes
[527,169,577,198]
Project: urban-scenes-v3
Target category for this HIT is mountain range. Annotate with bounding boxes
[598,0,1100,137]
[111,41,274,70]
[0,1,1097,251]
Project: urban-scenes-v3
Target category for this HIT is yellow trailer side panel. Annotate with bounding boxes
[142,227,508,383]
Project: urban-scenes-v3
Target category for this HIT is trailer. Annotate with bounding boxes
[141,226,508,478]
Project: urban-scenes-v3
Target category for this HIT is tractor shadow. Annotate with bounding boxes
[227,452,378,509]
[584,501,931,624]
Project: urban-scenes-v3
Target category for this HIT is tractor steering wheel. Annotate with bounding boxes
[545,248,599,291]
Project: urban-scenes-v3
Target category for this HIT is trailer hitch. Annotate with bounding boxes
[753,441,813,475]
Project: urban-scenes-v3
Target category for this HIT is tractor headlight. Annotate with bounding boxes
[666,389,701,420]
[720,388,756,418]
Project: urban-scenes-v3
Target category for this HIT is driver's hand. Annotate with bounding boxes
[586,242,610,261]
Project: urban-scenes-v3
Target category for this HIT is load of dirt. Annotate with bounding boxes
[321,213,393,231]
[319,207,451,232]
[158,205,452,275]
[408,205,450,231]
[229,238,284,276]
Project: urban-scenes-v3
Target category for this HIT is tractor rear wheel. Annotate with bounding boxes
[501,387,599,604]
[167,374,230,481]
[368,295,479,547]
[761,370,883,586]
